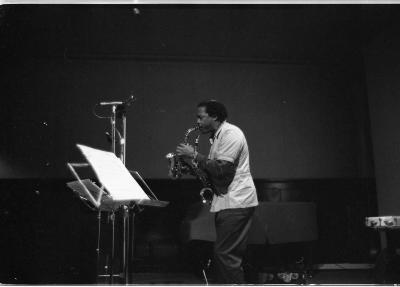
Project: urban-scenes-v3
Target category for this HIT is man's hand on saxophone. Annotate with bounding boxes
[176,143,197,160]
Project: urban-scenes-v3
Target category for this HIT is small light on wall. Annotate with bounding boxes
[133,8,140,15]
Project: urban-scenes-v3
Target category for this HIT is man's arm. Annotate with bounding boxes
[175,142,236,190]
[195,153,235,188]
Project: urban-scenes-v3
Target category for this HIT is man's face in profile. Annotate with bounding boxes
[197,106,215,134]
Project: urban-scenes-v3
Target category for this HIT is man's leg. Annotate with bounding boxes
[213,207,255,284]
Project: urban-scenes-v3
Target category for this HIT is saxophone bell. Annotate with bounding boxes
[200,187,213,204]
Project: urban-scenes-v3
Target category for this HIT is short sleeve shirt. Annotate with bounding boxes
[209,121,258,212]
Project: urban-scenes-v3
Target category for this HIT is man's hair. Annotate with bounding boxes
[197,100,228,122]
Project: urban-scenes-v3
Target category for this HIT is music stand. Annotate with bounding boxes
[67,144,168,284]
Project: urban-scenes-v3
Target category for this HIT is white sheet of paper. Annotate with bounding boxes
[77,144,150,201]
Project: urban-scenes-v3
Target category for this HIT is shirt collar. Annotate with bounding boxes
[209,121,226,144]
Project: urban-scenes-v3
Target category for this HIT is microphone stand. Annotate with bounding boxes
[109,102,132,285]
[106,103,119,285]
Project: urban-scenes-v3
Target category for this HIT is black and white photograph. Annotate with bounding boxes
[1,3,400,285]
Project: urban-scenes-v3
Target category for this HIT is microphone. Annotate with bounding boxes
[99,95,137,106]
[123,95,137,107]
[99,101,123,106]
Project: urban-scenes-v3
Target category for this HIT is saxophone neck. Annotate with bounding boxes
[184,125,200,143]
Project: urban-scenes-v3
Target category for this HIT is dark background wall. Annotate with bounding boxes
[1,5,375,179]
[364,18,400,215]
[1,4,399,284]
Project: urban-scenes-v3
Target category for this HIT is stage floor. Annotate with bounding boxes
[96,269,375,285]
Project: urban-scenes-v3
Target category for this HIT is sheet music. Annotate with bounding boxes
[77,144,150,201]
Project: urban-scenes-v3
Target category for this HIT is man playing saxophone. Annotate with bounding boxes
[176,99,258,284]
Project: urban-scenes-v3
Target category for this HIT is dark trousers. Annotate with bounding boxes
[213,207,255,284]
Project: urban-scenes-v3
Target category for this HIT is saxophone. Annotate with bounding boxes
[166,126,214,204]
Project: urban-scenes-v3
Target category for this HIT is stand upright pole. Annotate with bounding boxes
[110,211,116,285]
[121,113,127,164]
[111,105,117,155]
[96,210,102,280]
[108,105,118,284]
[103,100,134,284]
[123,205,129,284]
[129,207,136,283]
[120,111,130,284]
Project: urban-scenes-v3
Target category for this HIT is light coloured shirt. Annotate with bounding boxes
[209,121,258,212]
